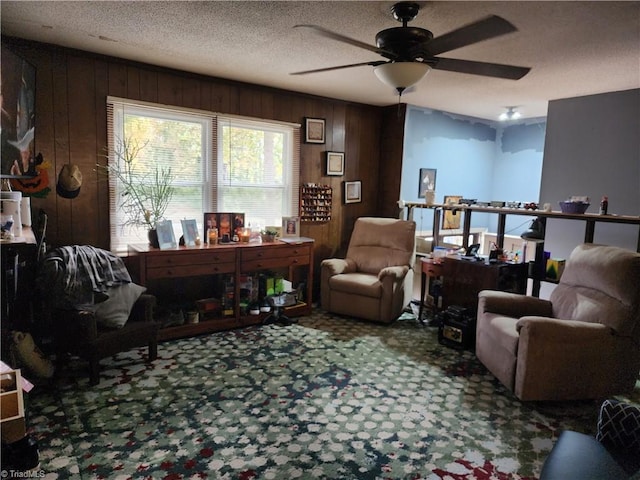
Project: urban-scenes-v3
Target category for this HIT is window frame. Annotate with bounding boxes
[106,97,300,253]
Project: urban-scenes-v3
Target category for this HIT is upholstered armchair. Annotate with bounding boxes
[321,217,416,324]
[476,243,640,401]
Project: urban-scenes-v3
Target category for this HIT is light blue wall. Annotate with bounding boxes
[401,105,546,235]
[489,121,546,234]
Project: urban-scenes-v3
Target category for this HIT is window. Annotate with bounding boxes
[217,117,299,229]
[106,98,299,253]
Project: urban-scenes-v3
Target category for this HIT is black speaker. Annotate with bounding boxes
[438,305,476,350]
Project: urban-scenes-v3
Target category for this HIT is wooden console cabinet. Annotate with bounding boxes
[127,239,313,340]
[442,257,527,312]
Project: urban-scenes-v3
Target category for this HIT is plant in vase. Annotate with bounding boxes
[261,228,279,243]
[97,137,175,247]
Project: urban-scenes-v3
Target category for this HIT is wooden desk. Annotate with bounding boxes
[442,257,527,313]
[127,239,314,340]
[418,258,444,324]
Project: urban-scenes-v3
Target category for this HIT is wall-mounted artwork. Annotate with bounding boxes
[1,45,36,178]
[326,151,344,176]
[304,117,325,144]
[442,195,462,229]
[418,168,436,198]
[344,181,362,204]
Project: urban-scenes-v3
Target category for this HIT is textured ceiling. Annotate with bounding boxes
[2,1,639,120]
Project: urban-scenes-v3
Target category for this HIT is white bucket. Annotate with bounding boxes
[0,199,22,237]
[20,196,32,226]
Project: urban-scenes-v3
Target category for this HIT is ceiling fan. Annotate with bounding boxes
[292,2,531,96]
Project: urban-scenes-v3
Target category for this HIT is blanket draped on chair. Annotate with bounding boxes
[39,245,131,309]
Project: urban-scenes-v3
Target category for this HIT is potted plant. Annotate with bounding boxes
[261,228,279,243]
[97,137,175,247]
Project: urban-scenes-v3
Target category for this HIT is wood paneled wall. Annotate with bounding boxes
[4,38,404,287]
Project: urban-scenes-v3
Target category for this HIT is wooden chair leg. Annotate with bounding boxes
[89,358,100,385]
[148,341,158,362]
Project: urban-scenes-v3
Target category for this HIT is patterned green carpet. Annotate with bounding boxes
[25,309,640,479]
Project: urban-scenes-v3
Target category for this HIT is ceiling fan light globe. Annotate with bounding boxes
[374,62,430,91]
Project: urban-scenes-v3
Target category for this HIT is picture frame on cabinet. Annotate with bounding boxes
[304,117,325,144]
[180,219,198,247]
[156,220,177,250]
[326,151,344,176]
[282,216,300,237]
[344,181,362,204]
[442,195,463,229]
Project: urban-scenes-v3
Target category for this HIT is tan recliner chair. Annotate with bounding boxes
[321,217,416,324]
[476,243,640,401]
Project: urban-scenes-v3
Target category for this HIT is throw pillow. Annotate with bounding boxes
[95,283,147,329]
[596,399,640,453]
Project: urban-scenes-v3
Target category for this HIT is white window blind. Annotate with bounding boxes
[216,116,300,229]
[106,98,299,253]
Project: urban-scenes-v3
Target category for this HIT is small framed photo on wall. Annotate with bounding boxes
[282,216,300,237]
[326,151,344,176]
[418,168,437,198]
[304,117,325,144]
[344,181,362,204]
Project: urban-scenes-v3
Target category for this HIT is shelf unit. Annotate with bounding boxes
[300,183,332,223]
[127,239,314,341]
[404,202,640,296]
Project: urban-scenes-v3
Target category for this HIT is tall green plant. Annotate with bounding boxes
[98,137,175,230]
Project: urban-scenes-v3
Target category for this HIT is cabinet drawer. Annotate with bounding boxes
[241,255,309,272]
[146,250,235,268]
[241,244,311,262]
[147,262,236,279]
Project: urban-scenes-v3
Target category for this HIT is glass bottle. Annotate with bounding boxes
[599,196,608,215]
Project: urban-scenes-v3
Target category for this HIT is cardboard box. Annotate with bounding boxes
[546,258,566,281]
[1,369,26,442]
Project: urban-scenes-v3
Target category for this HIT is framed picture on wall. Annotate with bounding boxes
[304,117,325,144]
[344,180,362,204]
[418,168,437,198]
[442,195,462,229]
[326,151,344,176]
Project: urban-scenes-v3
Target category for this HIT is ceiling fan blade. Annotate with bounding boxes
[427,15,518,56]
[291,61,386,76]
[294,24,397,59]
[433,57,530,80]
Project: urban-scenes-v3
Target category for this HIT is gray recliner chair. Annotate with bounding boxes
[320,217,416,324]
[476,243,640,401]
